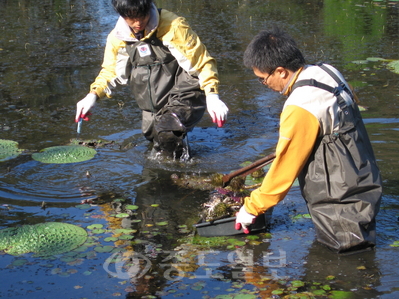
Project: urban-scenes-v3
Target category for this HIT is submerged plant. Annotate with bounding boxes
[32,145,96,164]
[0,222,88,256]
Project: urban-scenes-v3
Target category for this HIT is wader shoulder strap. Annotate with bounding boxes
[291,63,357,132]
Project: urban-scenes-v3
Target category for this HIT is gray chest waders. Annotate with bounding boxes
[292,63,382,253]
[125,30,206,159]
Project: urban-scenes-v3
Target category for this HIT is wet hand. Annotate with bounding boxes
[235,206,256,234]
[206,94,228,127]
[75,93,97,122]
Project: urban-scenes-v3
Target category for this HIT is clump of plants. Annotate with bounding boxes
[199,187,249,222]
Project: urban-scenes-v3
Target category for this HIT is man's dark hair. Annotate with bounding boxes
[243,27,306,73]
[112,0,153,19]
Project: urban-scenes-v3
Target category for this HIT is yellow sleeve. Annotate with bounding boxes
[244,105,320,216]
[90,32,124,98]
[159,15,219,95]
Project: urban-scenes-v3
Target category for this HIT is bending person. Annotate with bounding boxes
[236,27,382,253]
[75,0,228,159]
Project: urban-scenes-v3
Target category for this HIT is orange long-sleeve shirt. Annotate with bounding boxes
[244,105,319,216]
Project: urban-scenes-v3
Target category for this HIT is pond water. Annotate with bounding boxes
[1,0,398,298]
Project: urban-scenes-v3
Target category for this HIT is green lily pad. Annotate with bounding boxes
[0,139,23,162]
[32,145,96,164]
[366,57,386,62]
[104,237,118,242]
[387,60,399,74]
[91,229,106,234]
[291,280,305,288]
[94,245,114,253]
[115,213,130,218]
[156,221,168,226]
[125,205,139,210]
[0,222,87,256]
[87,224,103,230]
[329,290,354,299]
[118,234,134,240]
[389,240,399,247]
[114,228,137,234]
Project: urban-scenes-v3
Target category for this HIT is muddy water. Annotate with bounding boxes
[0,0,398,298]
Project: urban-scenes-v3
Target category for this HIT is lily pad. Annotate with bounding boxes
[115,213,130,218]
[156,221,168,226]
[125,205,139,210]
[0,222,88,256]
[329,290,354,299]
[0,139,23,162]
[32,145,96,164]
[87,224,103,230]
[104,237,118,242]
[387,60,399,74]
[114,228,137,234]
[94,245,114,253]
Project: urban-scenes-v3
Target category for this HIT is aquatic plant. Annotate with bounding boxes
[0,139,23,162]
[387,60,399,74]
[32,145,96,164]
[0,222,88,256]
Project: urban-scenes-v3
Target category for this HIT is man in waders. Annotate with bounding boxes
[235,27,382,253]
[75,0,228,160]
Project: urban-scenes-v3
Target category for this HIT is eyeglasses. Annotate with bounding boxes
[257,69,275,85]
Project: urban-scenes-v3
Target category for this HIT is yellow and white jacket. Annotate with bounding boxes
[90,4,219,99]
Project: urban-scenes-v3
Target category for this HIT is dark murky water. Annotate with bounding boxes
[1,0,398,298]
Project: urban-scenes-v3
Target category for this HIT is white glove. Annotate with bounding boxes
[235,206,256,234]
[206,94,228,127]
[75,93,97,122]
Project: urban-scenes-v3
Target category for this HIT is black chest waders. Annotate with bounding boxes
[292,63,382,253]
[125,27,206,159]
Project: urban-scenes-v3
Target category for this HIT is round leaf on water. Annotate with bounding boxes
[87,224,103,230]
[115,213,130,218]
[387,60,399,74]
[0,222,87,256]
[118,234,134,240]
[114,228,137,234]
[291,280,305,288]
[75,204,91,210]
[94,246,114,253]
[156,221,168,226]
[32,145,96,164]
[330,291,354,299]
[104,237,118,242]
[125,205,139,210]
[0,139,23,162]
[91,229,106,234]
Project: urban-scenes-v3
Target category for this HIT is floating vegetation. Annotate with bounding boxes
[32,145,97,164]
[387,60,399,74]
[69,138,116,148]
[125,205,139,210]
[389,240,399,247]
[199,188,248,222]
[0,139,23,162]
[0,222,88,256]
[349,57,399,75]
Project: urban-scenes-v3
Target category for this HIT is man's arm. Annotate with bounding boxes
[90,31,127,98]
[244,105,319,215]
